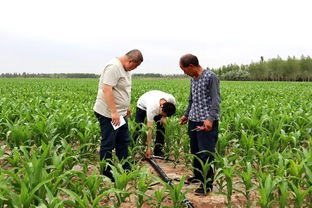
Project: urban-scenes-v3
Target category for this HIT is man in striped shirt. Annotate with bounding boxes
[179,54,221,195]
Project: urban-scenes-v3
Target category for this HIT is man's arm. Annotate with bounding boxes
[198,75,221,131]
[145,121,154,158]
[207,75,221,121]
[103,84,120,126]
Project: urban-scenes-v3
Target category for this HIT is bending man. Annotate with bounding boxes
[134,90,176,158]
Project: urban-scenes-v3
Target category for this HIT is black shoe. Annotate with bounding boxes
[103,170,115,182]
[153,151,164,157]
[194,185,212,195]
[106,176,115,182]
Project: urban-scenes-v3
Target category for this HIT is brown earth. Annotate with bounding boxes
[72,158,261,207]
[140,158,261,208]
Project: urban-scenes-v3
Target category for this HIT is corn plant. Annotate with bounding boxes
[163,117,182,165]
[289,181,312,208]
[216,130,232,156]
[235,161,256,208]
[257,172,278,208]
[50,145,78,173]
[213,167,226,193]
[180,132,192,166]
[129,120,149,145]
[2,169,54,207]
[0,173,11,207]
[164,177,189,208]
[304,163,312,202]
[42,185,66,207]
[5,120,32,147]
[221,158,236,207]
[108,160,141,207]
[30,114,58,145]
[150,186,168,208]
[277,180,290,208]
[0,144,8,166]
[134,167,155,208]
[287,159,305,187]
[58,169,112,207]
[59,187,90,208]
[127,137,145,166]
[238,130,256,162]
[192,152,215,195]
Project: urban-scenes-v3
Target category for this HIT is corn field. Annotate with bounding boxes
[0,78,311,207]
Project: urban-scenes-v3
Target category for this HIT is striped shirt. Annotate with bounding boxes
[184,69,221,122]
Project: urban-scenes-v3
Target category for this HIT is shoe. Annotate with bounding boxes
[194,185,212,195]
[153,151,164,157]
[104,175,115,182]
[103,170,115,182]
[187,176,200,183]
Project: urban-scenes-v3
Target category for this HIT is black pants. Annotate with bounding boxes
[188,120,219,188]
[95,112,131,180]
[134,107,165,155]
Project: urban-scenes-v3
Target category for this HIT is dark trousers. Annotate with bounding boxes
[134,107,165,155]
[188,120,219,188]
[95,112,131,179]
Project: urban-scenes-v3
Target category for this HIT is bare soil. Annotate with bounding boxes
[71,158,261,207]
[140,158,261,208]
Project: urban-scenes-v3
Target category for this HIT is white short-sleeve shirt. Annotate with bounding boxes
[137,90,176,122]
[93,58,131,117]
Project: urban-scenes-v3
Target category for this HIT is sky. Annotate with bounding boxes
[0,0,311,75]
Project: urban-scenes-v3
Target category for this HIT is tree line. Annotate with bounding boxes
[0,72,187,79]
[211,55,312,81]
[0,73,99,79]
[132,73,187,78]
[1,55,311,81]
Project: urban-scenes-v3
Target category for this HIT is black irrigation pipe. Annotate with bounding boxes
[145,157,195,208]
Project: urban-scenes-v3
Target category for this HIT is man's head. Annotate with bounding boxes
[179,54,200,77]
[161,102,176,117]
[123,49,143,71]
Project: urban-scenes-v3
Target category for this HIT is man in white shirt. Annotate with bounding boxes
[94,49,143,181]
[134,90,176,158]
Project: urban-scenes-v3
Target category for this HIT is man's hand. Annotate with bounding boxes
[103,84,120,126]
[160,116,166,125]
[179,115,188,125]
[111,112,120,126]
[145,122,153,158]
[145,146,152,158]
[196,120,213,131]
[126,108,131,118]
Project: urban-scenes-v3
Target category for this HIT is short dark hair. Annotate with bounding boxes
[125,49,143,63]
[180,54,199,67]
[162,102,176,117]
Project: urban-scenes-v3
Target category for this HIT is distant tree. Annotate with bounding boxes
[300,55,312,81]
[1,56,312,81]
[221,70,249,81]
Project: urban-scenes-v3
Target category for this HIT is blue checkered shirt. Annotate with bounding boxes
[184,69,221,122]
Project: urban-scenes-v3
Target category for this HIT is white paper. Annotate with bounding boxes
[111,116,126,130]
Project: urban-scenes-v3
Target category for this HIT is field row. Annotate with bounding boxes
[0,78,311,207]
